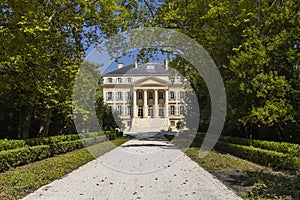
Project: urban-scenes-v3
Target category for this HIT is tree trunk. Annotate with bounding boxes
[17,106,33,139]
[38,112,52,137]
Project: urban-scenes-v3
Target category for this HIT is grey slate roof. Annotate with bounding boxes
[104,62,169,76]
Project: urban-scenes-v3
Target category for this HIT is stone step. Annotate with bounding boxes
[130,118,168,133]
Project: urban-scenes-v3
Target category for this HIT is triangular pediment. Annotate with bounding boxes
[132,76,169,86]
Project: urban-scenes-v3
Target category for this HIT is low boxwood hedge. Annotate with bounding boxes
[0,132,107,151]
[215,141,300,171]
[220,136,300,156]
[0,139,27,151]
[25,134,80,146]
[0,136,107,172]
[0,145,51,172]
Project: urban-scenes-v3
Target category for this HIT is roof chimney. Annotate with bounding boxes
[118,63,123,69]
[164,59,168,70]
[134,61,138,68]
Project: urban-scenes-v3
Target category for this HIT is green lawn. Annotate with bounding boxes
[185,147,300,200]
[0,137,130,200]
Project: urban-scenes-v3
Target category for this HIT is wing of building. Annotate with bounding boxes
[102,61,188,133]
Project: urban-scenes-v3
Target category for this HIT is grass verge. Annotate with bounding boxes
[185,147,300,200]
[0,137,131,200]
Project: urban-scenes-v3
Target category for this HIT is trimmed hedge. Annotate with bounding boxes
[0,136,107,172]
[0,145,51,172]
[0,139,27,151]
[220,136,300,156]
[25,134,80,146]
[215,141,300,171]
[0,132,107,151]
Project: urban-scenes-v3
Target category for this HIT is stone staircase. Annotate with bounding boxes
[129,118,169,133]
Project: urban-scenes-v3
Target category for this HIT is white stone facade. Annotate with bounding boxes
[102,62,187,132]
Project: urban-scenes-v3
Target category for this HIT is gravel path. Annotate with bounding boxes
[22,138,242,200]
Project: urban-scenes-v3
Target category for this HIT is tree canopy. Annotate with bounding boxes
[0,0,299,142]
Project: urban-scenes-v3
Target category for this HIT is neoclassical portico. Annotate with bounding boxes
[132,88,169,119]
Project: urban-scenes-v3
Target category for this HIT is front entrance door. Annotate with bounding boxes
[159,106,164,118]
[148,105,153,117]
[138,106,143,118]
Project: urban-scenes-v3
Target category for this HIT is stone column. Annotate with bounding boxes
[164,90,169,118]
[154,90,158,118]
[143,90,148,118]
[133,89,137,118]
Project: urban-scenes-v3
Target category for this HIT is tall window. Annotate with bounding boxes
[117,105,122,115]
[170,105,176,116]
[170,91,175,100]
[158,91,163,99]
[116,92,122,101]
[138,91,143,99]
[127,106,132,116]
[159,106,164,117]
[126,91,132,100]
[106,92,113,100]
[179,105,184,115]
[148,92,153,99]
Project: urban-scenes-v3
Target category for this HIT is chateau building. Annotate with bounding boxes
[102,61,187,132]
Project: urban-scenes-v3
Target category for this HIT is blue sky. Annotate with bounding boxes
[84,46,169,75]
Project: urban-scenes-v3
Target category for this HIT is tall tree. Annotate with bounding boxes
[0,0,143,138]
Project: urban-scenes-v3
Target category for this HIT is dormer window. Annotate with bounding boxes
[117,78,123,83]
[146,65,155,72]
[107,78,112,83]
[147,65,155,70]
[127,78,132,83]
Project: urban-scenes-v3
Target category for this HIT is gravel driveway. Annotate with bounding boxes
[22,138,242,200]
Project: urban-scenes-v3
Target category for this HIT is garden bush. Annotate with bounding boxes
[0,139,27,151]
[0,145,51,172]
[104,130,118,140]
[215,141,300,171]
[49,140,84,155]
[25,134,80,146]
[220,136,300,156]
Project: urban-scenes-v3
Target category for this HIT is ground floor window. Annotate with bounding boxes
[138,106,143,118]
[148,105,153,117]
[170,121,175,127]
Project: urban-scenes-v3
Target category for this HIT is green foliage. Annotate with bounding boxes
[0,134,115,172]
[215,141,300,171]
[0,145,51,172]
[221,136,300,156]
[24,134,80,146]
[0,0,144,139]
[49,140,84,155]
[0,139,27,151]
[0,136,106,172]
[104,130,122,140]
